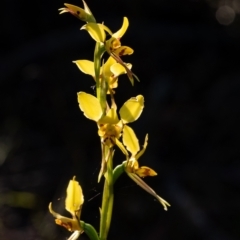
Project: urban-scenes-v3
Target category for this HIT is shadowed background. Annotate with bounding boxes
[0,0,239,239]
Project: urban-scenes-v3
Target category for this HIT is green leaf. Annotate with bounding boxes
[113,163,125,184]
[80,221,100,240]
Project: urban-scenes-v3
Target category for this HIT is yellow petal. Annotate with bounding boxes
[112,17,129,39]
[135,134,148,160]
[105,57,116,68]
[103,56,116,79]
[77,92,102,121]
[98,124,107,137]
[65,176,84,216]
[135,166,157,177]
[110,63,132,77]
[59,4,95,23]
[105,37,121,52]
[81,23,106,42]
[125,159,137,173]
[119,95,144,124]
[48,203,81,231]
[115,138,129,159]
[73,60,95,77]
[122,125,139,156]
[109,79,118,89]
[101,25,113,36]
[108,52,135,85]
[99,108,119,124]
[114,46,134,56]
[132,159,139,168]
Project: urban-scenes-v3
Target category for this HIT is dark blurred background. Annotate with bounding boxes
[0,0,240,239]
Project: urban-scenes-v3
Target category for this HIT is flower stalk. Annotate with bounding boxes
[99,147,114,240]
[94,42,107,112]
[49,2,171,240]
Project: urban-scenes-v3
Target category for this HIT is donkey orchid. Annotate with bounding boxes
[78,92,144,180]
[56,2,171,239]
[81,16,137,85]
[74,57,132,93]
[77,92,144,149]
[49,177,84,240]
[123,133,171,210]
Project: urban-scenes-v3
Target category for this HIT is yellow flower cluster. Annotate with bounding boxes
[49,1,170,240]
[59,2,138,88]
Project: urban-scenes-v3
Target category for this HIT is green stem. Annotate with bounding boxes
[94,42,101,91]
[94,42,106,113]
[94,40,113,240]
[99,148,114,240]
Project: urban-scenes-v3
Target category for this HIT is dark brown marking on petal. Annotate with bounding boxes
[140,168,151,177]
[55,220,72,231]
[110,137,115,145]
[118,48,126,56]
[67,222,73,231]
[145,169,150,175]
[66,9,81,20]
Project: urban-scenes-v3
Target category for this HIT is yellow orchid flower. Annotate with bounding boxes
[77,92,144,149]
[81,16,130,49]
[104,17,132,55]
[104,17,138,86]
[123,133,171,211]
[80,16,137,85]
[78,92,144,181]
[73,57,132,93]
[49,177,84,240]
[60,1,138,85]
[80,16,130,43]
[124,134,157,177]
[59,1,96,23]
